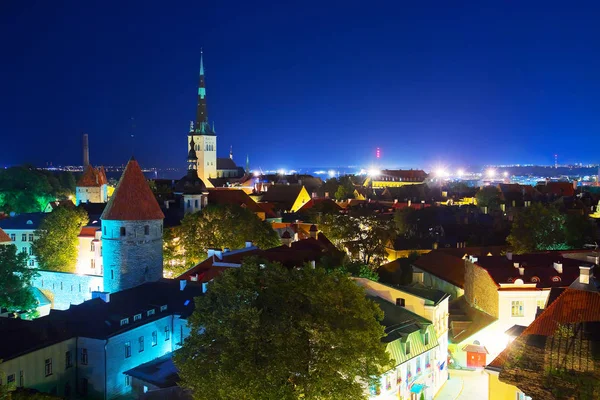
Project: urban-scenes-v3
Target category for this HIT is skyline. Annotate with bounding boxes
[2,1,600,169]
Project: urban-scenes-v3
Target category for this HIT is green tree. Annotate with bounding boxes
[0,244,38,316]
[564,213,597,248]
[475,185,501,211]
[31,206,89,272]
[173,204,280,269]
[162,227,188,278]
[175,259,392,400]
[507,203,568,253]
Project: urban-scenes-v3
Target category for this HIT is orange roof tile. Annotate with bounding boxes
[0,227,11,243]
[100,158,164,221]
[77,165,104,187]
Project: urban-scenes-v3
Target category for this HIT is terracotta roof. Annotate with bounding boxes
[101,158,164,221]
[536,181,575,197]
[296,198,341,213]
[487,288,600,369]
[0,227,11,243]
[412,249,467,288]
[77,165,106,187]
[474,253,584,289]
[79,226,99,238]
[207,189,275,218]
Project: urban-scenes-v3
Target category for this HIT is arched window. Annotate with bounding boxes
[531,276,540,283]
[120,227,126,237]
[552,276,561,282]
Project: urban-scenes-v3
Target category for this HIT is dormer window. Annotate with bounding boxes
[552,276,561,282]
[133,314,142,322]
[147,309,155,317]
[120,318,129,326]
[160,305,168,312]
[26,220,33,225]
[424,332,429,346]
[531,276,540,283]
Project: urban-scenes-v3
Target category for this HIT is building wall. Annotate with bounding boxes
[464,261,499,318]
[76,231,103,276]
[216,168,239,178]
[33,270,104,310]
[497,289,549,330]
[101,219,163,293]
[486,370,523,400]
[77,337,107,400]
[3,228,38,267]
[385,248,430,262]
[0,338,77,397]
[76,185,107,205]
[192,135,217,181]
[103,315,175,400]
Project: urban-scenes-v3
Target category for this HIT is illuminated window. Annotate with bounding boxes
[91,259,95,269]
[537,299,546,310]
[552,276,561,282]
[511,301,524,317]
[134,314,142,322]
[125,342,131,358]
[531,276,540,283]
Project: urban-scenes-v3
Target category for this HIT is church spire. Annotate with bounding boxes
[195,49,209,131]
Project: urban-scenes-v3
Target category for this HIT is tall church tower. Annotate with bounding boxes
[100,157,165,293]
[188,50,217,187]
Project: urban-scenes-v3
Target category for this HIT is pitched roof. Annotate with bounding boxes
[487,288,600,370]
[377,169,428,180]
[216,157,238,170]
[77,165,107,187]
[207,189,275,218]
[536,181,575,197]
[0,213,45,230]
[412,249,467,288]
[101,157,164,221]
[0,227,11,243]
[44,199,75,211]
[259,185,304,209]
[448,296,497,343]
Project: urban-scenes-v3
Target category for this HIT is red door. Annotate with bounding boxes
[466,351,486,368]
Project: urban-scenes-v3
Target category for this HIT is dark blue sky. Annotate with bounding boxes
[1,1,599,170]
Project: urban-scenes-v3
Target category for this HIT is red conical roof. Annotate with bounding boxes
[77,165,102,187]
[101,158,164,221]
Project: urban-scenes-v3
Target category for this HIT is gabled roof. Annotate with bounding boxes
[448,296,497,343]
[77,165,107,187]
[259,185,304,210]
[0,213,45,230]
[0,227,11,243]
[296,198,341,213]
[207,189,275,218]
[412,249,467,288]
[101,157,164,221]
[44,199,75,212]
[487,288,600,370]
[536,181,575,197]
[216,157,238,170]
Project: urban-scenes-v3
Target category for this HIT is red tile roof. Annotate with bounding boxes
[77,165,107,187]
[537,182,575,197]
[207,189,275,218]
[296,198,341,213]
[487,288,600,369]
[100,158,164,221]
[475,253,583,289]
[79,226,99,237]
[412,249,467,288]
[0,227,11,243]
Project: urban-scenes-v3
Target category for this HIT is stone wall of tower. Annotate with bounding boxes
[189,135,217,181]
[101,219,163,293]
[76,184,107,205]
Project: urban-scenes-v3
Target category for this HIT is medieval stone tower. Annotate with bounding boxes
[100,157,165,293]
[188,50,217,187]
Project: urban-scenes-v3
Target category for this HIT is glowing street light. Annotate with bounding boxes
[503,171,509,178]
[435,168,448,178]
[486,169,496,178]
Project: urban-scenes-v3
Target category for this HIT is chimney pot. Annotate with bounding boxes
[553,262,563,274]
[245,241,253,248]
[518,267,525,276]
[506,251,513,260]
[579,266,592,284]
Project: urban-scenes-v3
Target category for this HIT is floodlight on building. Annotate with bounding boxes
[277,169,285,175]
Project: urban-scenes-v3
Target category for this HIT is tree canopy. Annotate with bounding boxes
[0,167,76,213]
[175,259,391,400]
[0,244,38,316]
[31,206,89,272]
[507,203,596,253]
[163,204,281,276]
[475,185,501,211]
[319,214,394,266]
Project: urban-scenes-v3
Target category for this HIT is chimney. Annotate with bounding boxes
[433,242,438,250]
[82,133,90,167]
[518,267,525,276]
[586,255,599,265]
[506,252,513,261]
[92,291,110,303]
[245,241,253,248]
[579,266,592,284]
[179,280,187,291]
[513,262,520,269]
[553,262,563,274]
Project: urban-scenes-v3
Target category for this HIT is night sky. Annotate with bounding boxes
[2,1,599,171]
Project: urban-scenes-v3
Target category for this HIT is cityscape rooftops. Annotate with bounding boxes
[0,212,45,230]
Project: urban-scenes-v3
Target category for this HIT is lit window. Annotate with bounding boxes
[511,301,524,317]
[537,299,546,310]
[147,309,155,317]
[552,276,561,282]
[125,342,131,358]
[91,259,95,269]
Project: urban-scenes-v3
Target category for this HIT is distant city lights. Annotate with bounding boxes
[457,169,464,177]
[486,169,496,178]
[503,171,509,177]
[368,169,380,177]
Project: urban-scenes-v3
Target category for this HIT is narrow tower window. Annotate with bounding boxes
[144,225,150,235]
[120,227,126,236]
